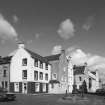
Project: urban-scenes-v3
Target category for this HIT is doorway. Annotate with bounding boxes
[22,82,27,94]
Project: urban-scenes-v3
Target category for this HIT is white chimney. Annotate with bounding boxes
[18,42,25,49]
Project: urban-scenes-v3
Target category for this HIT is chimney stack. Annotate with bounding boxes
[17,41,25,49]
[61,49,65,54]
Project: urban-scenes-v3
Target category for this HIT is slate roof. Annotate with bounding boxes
[44,54,61,61]
[0,56,12,64]
[0,48,50,65]
[73,65,85,75]
[25,49,49,64]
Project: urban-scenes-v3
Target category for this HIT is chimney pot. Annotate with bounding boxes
[17,41,25,49]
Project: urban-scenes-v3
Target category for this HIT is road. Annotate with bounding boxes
[0,94,105,105]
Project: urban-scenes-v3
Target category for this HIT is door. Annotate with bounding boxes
[22,83,27,94]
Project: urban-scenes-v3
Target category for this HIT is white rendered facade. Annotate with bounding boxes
[9,43,51,94]
[67,56,74,93]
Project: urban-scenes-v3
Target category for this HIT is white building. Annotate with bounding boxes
[0,43,51,94]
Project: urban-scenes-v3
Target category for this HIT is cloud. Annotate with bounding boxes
[0,13,18,43]
[13,15,19,23]
[26,40,33,45]
[57,19,75,40]
[66,45,79,55]
[83,15,95,31]
[67,48,89,65]
[51,45,62,55]
[67,47,105,81]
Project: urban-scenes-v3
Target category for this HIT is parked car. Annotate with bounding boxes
[95,88,105,95]
[0,88,16,101]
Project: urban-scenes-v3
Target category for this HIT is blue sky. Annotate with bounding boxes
[0,0,105,81]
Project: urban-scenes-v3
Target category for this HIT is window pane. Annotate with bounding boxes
[79,77,82,81]
[52,73,57,79]
[14,83,19,92]
[40,61,43,69]
[22,58,27,66]
[22,70,27,79]
[3,70,7,77]
[2,81,4,88]
[35,83,39,92]
[45,73,48,80]
[43,83,46,92]
[34,59,38,67]
[34,71,38,80]
[5,81,8,88]
[45,64,48,70]
[40,72,43,80]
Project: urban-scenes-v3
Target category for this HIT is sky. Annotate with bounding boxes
[0,0,105,81]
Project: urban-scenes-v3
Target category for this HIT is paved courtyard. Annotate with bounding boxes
[0,94,105,105]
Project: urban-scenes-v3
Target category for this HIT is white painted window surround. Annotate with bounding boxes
[43,83,46,92]
[14,83,19,92]
[22,58,27,66]
[35,83,39,92]
[22,70,27,79]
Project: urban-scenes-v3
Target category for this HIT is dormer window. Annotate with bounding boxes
[22,58,27,66]
[40,61,43,69]
[34,59,38,67]
[45,63,48,70]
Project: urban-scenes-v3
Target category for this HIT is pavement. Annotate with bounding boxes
[0,93,105,105]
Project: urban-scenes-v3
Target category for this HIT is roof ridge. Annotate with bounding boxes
[44,54,61,61]
[25,48,49,64]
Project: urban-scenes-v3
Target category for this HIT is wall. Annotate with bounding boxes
[10,48,32,82]
[10,48,51,83]
[0,63,10,91]
[75,74,86,89]
[49,51,70,93]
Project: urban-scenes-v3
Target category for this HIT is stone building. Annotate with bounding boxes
[45,51,74,93]
[73,64,99,92]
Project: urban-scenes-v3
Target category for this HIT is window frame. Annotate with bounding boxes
[52,73,57,79]
[34,59,38,67]
[39,72,43,80]
[3,70,7,77]
[14,82,19,92]
[22,58,27,66]
[45,73,48,80]
[34,71,38,80]
[39,61,43,69]
[5,81,8,88]
[45,63,48,70]
[79,76,82,81]
[22,70,27,79]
